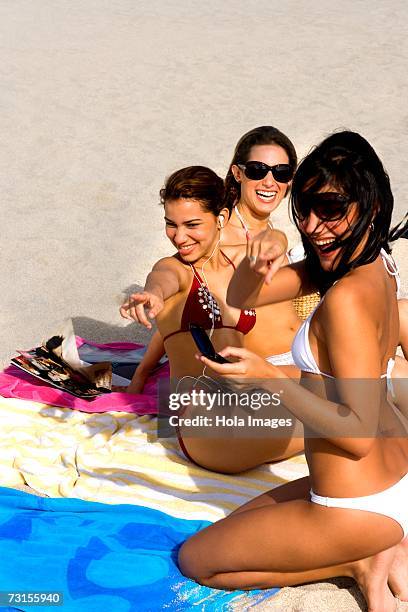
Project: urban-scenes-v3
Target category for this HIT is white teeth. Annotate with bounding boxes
[256,190,277,198]
[315,239,335,246]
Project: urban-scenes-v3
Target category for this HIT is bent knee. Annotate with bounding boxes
[178,538,212,583]
[178,539,195,579]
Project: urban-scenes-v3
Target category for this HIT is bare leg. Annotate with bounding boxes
[179,427,304,474]
[178,486,403,612]
[201,556,397,612]
[228,475,311,515]
[231,479,400,609]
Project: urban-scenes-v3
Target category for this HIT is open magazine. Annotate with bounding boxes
[11,335,113,399]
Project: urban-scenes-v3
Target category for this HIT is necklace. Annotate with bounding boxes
[234,205,273,240]
[189,264,222,325]
[187,237,222,333]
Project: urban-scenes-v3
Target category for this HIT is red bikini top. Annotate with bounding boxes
[163,251,256,342]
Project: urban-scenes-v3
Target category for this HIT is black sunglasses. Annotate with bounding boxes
[237,161,293,183]
[295,192,351,222]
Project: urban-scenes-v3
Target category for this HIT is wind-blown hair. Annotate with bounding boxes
[160,166,225,216]
[291,130,407,293]
[389,213,408,241]
[224,126,297,214]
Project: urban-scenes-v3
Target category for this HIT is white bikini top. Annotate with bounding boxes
[291,249,400,388]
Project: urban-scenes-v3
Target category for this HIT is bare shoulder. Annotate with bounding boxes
[320,272,377,328]
[316,270,387,379]
[151,255,190,284]
[151,255,177,272]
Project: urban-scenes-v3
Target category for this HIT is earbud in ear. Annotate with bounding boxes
[218,214,225,228]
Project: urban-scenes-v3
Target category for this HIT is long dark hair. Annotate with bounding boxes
[224,126,297,214]
[291,131,407,293]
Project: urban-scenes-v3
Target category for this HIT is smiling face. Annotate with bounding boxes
[232,144,291,218]
[298,186,361,271]
[290,131,395,284]
[164,198,222,264]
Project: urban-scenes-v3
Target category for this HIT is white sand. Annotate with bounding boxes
[1,0,407,368]
[1,2,407,609]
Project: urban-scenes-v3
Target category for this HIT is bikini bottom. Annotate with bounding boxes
[311,472,408,538]
[266,351,296,366]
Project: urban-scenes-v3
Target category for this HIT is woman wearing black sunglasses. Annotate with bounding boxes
[221,126,306,370]
[123,126,302,398]
[223,126,297,244]
[179,131,408,611]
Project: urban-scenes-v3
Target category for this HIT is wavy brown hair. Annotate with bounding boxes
[160,166,225,216]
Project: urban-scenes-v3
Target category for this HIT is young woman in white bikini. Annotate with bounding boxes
[178,131,408,611]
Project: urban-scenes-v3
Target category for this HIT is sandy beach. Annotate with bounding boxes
[1,1,408,609]
[1,0,407,368]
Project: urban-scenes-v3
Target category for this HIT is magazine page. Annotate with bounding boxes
[11,334,113,399]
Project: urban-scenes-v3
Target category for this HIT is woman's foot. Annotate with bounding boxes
[352,549,397,612]
[388,537,408,602]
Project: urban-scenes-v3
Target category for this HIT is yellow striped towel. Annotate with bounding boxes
[0,397,308,521]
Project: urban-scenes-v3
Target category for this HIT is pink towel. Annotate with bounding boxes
[0,337,169,414]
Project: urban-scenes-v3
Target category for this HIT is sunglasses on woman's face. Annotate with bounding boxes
[237,161,293,183]
[296,192,351,222]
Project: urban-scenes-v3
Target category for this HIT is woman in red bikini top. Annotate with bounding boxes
[120,166,257,379]
[120,160,305,473]
[122,126,302,394]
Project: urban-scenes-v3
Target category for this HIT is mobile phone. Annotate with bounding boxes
[189,324,231,364]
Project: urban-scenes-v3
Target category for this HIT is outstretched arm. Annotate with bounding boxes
[227,228,313,308]
[227,257,309,309]
[120,258,181,329]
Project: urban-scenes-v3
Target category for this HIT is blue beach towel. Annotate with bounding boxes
[0,488,277,611]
